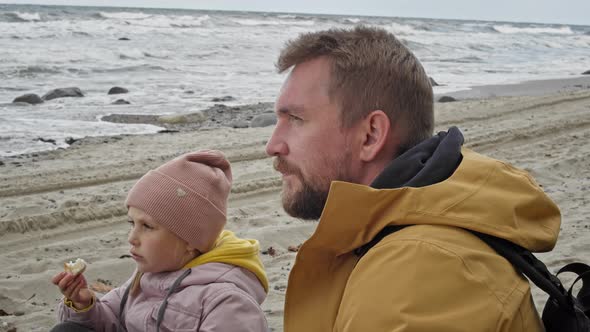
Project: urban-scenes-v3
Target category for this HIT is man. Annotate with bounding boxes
[266,26,561,331]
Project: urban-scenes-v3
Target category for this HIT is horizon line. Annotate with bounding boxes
[2,2,589,27]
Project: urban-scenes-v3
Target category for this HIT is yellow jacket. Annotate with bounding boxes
[284,148,560,332]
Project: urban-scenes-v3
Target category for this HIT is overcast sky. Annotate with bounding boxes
[2,0,589,25]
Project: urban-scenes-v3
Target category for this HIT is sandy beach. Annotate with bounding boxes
[1,77,589,331]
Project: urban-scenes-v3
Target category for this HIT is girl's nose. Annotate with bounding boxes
[128,228,139,246]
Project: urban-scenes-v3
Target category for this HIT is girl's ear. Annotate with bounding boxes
[186,246,201,257]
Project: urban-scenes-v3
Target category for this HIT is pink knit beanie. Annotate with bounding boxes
[125,150,232,253]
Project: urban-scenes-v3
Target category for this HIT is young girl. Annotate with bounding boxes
[51,150,269,332]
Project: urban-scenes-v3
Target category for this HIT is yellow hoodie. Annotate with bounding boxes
[284,148,560,332]
[184,230,268,292]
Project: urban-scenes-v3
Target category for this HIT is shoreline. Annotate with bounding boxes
[439,75,590,100]
[1,82,590,331]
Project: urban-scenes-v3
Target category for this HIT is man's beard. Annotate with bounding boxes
[282,177,329,220]
[273,154,350,220]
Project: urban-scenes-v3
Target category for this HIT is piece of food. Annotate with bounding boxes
[64,258,87,275]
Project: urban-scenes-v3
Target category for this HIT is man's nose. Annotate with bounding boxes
[265,125,288,157]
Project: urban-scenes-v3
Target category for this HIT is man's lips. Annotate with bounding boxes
[280,172,297,181]
[275,167,289,175]
[273,158,297,176]
[275,166,297,178]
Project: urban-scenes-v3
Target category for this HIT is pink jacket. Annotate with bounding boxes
[57,262,268,331]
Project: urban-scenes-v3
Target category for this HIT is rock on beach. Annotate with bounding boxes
[211,95,235,102]
[13,93,43,105]
[42,87,84,101]
[250,113,277,128]
[108,87,129,95]
[438,96,457,103]
[112,99,130,105]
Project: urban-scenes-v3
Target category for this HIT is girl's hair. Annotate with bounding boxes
[130,271,143,297]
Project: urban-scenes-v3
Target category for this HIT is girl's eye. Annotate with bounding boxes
[143,223,154,230]
[127,219,134,226]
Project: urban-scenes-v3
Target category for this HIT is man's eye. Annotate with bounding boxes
[289,114,302,122]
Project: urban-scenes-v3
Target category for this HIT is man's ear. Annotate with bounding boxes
[359,110,390,162]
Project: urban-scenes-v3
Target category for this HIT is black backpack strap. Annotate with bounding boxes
[356,225,581,310]
[469,231,575,310]
[355,224,590,331]
[354,225,409,258]
[558,263,590,315]
[470,231,590,332]
[357,226,571,307]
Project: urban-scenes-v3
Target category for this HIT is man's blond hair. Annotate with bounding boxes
[277,26,434,153]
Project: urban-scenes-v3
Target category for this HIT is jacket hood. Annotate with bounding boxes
[133,231,267,306]
[312,127,560,255]
[371,126,464,189]
[183,230,269,293]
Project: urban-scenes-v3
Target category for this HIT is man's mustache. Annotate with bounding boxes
[273,157,299,176]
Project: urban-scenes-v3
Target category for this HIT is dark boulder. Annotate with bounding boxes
[36,137,56,145]
[582,70,590,75]
[429,77,439,86]
[438,96,457,103]
[250,113,277,128]
[211,95,235,102]
[108,87,129,95]
[118,37,131,41]
[230,120,249,129]
[65,137,78,145]
[42,87,84,101]
[13,93,43,105]
[112,99,130,105]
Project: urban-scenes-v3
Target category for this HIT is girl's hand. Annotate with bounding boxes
[51,271,94,309]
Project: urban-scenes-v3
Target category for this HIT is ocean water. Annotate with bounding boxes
[1,4,589,156]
